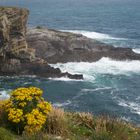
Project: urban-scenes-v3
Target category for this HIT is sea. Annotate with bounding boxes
[0,0,140,124]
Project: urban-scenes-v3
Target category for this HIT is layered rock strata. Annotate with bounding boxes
[0,7,83,79]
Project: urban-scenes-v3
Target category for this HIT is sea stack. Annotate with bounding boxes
[0,7,83,79]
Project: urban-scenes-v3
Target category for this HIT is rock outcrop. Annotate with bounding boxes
[0,7,83,79]
[0,7,30,59]
[0,7,32,69]
[1,7,140,79]
[27,28,140,63]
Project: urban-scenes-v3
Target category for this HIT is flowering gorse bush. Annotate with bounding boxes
[3,87,52,134]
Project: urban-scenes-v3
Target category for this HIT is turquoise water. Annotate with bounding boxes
[0,0,140,124]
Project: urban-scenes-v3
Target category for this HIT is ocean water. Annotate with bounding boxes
[0,0,140,124]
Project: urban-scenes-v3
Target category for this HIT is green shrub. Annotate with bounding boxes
[1,87,52,134]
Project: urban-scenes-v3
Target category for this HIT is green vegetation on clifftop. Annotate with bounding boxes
[0,107,140,140]
[0,86,140,140]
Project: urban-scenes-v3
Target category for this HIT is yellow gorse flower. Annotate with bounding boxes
[3,87,52,134]
[11,87,42,102]
[8,108,23,123]
[37,101,52,114]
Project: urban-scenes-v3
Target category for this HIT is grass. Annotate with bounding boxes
[0,127,15,140]
[0,107,140,140]
[45,108,67,136]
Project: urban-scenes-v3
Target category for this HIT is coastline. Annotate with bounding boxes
[0,6,140,132]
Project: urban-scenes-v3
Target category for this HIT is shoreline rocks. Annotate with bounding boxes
[0,7,83,79]
[27,27,140,64]
[0,7,140,80]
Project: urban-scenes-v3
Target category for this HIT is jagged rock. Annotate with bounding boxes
[0,7,35,73]
[20,63,83,79]
[0,7,30,59]
[27,28,140,63]
[1,7,140,79]
[0,7,83,79]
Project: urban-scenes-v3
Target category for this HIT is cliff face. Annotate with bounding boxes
[0,7,83,79]
[0,7,35,73]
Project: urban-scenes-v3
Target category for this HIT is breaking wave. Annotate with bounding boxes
[61,30,127,41]
[53,100,72,107]
[0,90,11,100]
[133,48,140,54]
[51,57,140,81]
[48,77,83,81]
[118,99,140,115]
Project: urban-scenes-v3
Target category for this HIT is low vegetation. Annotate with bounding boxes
[0,87,140,140]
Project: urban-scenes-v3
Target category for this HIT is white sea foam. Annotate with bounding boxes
[48,77,83,81]
[0,90,11,100]
[72,87,113,100]
[118,99,140,115]
[133,48,140,54]
[121,116,131,122]
[81,87,112,92]
[23,82,32,85]
[53,87,113,107]
[61,30,127,41]
[53,100,71,107]
[51,57,140,81]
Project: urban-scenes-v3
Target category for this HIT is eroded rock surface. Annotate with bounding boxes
[27,28,140,63]
[0,7,83,79]
[1,7,140,79]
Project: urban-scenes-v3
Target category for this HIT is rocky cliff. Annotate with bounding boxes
[27,28,140,63]
[0,7,31,59]
[0,7,140,79]
[0,7,83,79]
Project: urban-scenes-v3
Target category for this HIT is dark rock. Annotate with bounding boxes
[1,7,140,80]
[0,61,83,80]
[27,28,140,63]
[62,72,83,80]
[21,62,83,79]
[0,7,83,80]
